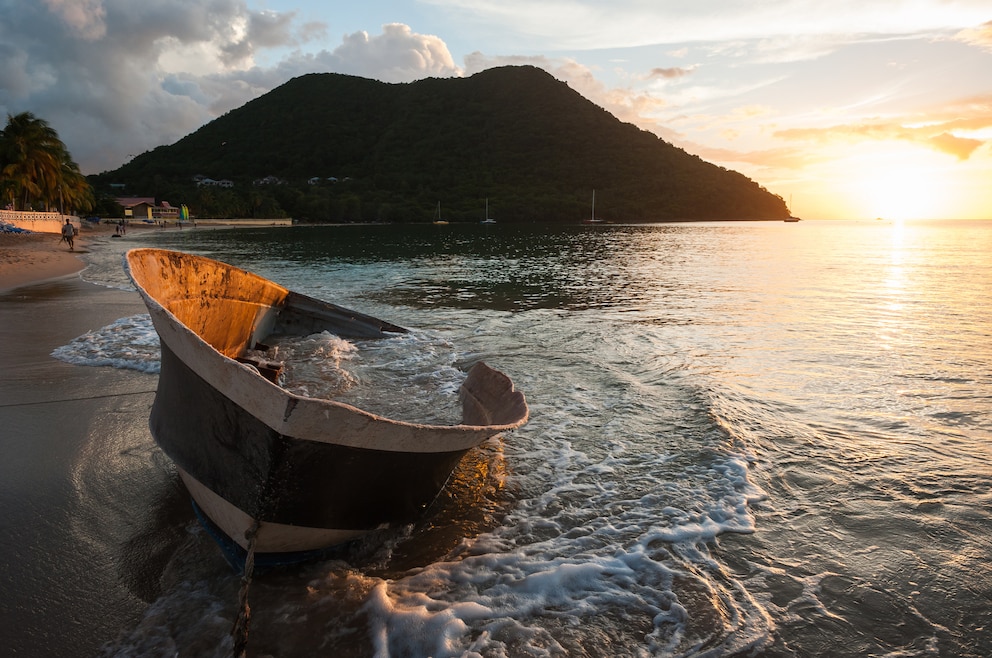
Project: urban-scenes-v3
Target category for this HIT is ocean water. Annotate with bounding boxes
[56,220,991,657]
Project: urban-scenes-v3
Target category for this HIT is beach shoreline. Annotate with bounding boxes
[0,222,116,293]
[0,219,286,293]
[0,255,179,656]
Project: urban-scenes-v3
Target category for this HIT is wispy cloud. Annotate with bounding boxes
[646,67,694,80]
[424,0,992,49]
[773,105,992,160]
[956,20,992,51]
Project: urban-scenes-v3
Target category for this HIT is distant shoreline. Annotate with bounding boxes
[0,224,107,294]
[0,218,294,294]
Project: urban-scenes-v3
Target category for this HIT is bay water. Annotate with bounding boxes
[57,219,992,656]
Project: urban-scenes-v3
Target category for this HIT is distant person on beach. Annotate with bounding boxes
[61,218,75,251]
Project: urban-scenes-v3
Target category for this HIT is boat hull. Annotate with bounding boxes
[153,342,469,542]
[124,248,528,562]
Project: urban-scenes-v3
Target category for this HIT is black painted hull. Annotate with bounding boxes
[153,342,469,529]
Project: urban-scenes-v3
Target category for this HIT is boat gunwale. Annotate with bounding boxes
[124,249,529,450]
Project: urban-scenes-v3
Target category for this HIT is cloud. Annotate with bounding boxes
[220,10,299,67]
[322,23,458,82]
[685,142,813,171]
[0,1,460,174]
[647,67,693,80]
[424,0,992,50]
[42,0,107,40]
[956,20,992,51]
[773,108,991,160]
[927,132,983,159]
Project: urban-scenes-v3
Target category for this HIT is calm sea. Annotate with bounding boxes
[59,219,992,656]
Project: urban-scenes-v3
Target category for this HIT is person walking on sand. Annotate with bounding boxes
[61,218,75,251]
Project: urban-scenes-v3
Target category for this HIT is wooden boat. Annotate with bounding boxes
[125,248,528,566]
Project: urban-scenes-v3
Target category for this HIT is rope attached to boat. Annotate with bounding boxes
[232,519,261,658]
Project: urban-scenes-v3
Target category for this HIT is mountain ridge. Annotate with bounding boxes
[93,66,789,222]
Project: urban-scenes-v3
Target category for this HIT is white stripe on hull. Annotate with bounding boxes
[178,468,367,553]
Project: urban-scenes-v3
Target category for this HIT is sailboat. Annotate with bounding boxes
[784,194,801,222]
[582,190,604,224]
[433,201,448,225]
[481,198,495,224]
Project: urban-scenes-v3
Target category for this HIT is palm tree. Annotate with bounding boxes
[57,158,95,214]
[0,112,93,213]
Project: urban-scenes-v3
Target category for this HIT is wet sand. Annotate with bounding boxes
[0,221,114,293]
[0,233,189,656]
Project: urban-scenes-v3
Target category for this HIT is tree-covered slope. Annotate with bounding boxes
[93,66,789,222]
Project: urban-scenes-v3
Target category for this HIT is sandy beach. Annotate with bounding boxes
[0,224,187,657]
[0,221,117,293]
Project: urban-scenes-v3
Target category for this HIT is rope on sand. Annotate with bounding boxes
[0,389,157,408]
[232,519,261,658]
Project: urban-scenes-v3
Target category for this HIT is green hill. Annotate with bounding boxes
[92,66,789,222]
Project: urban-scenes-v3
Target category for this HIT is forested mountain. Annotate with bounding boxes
[91,66,790,222]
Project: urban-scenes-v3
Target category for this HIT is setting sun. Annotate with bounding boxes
[859,156,945,220]
[802,142,969,220]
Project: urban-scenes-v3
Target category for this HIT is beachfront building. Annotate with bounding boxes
[116,197,181,221]
[116,197,155,220]
[153,201,180,221]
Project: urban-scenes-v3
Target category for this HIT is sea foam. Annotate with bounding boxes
[51,314,161,373]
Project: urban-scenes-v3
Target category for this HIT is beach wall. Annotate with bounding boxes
[0,210,78,234]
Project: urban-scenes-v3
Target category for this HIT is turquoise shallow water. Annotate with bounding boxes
[55,220,992,656]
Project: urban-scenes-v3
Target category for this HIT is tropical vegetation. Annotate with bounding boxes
[92,66,790,223]
[0,112,94,214]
